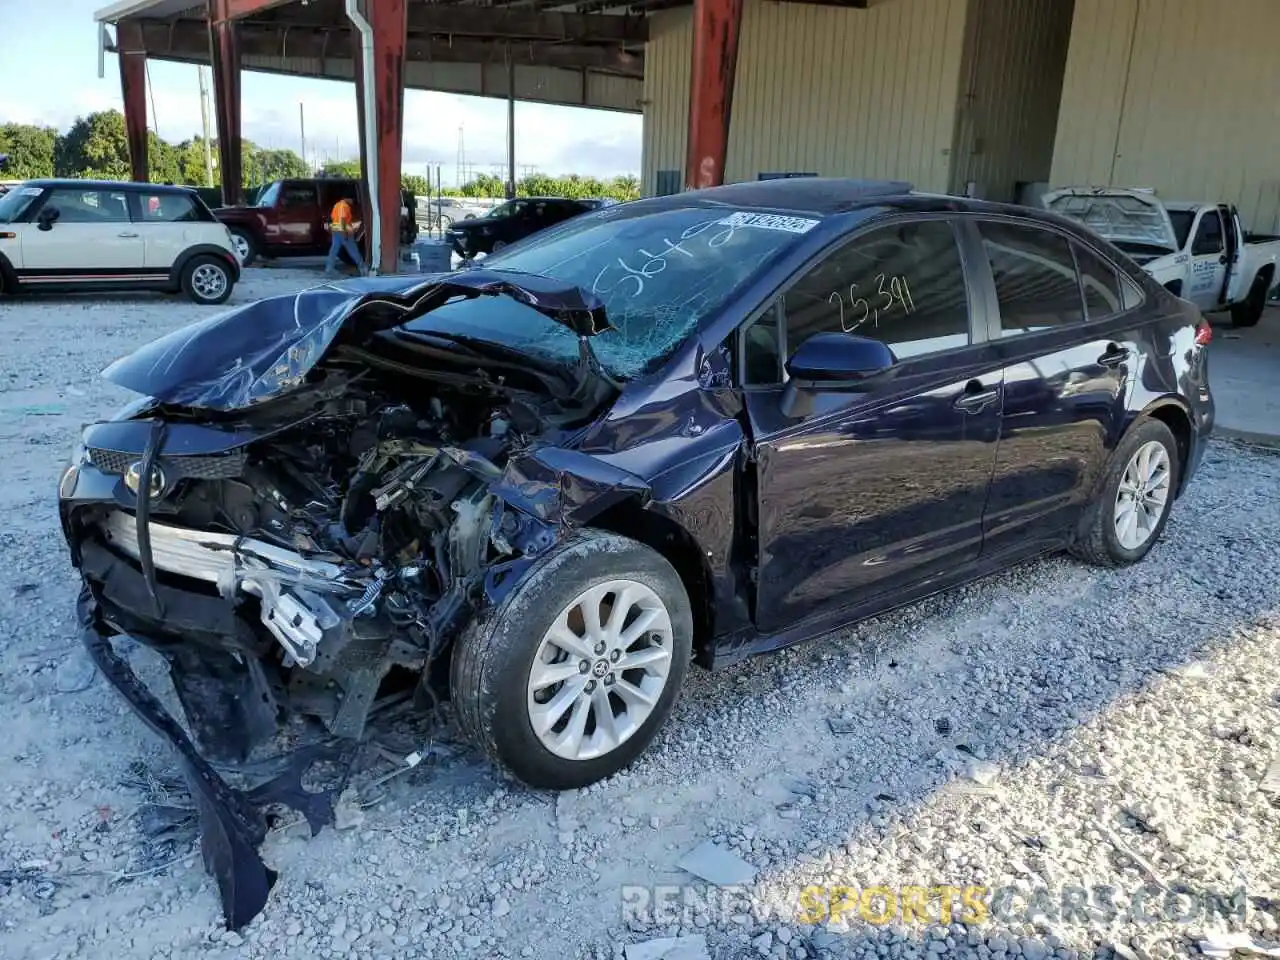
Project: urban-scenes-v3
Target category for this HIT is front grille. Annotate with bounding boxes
[87,447,247,480]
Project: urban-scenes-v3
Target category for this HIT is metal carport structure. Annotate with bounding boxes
[92,0,815,273]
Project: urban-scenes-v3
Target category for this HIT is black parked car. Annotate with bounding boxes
[444,195,598,258]
[60,178,1213,928]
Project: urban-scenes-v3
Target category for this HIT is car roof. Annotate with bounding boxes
[642,178,917,216]
[22,179,197,194]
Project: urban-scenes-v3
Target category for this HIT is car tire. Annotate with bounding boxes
[1231,272,1269,328]
[228,228,257,267]
[450,529,693,790]
[1070,417,1181,568]
[490,240,507,253]
[180,255,234,305]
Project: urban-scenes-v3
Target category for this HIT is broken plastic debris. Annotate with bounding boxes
[55,650,97,693]
[623,935,711,960]
[676,840,757,887]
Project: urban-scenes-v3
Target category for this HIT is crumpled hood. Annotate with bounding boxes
[101,270,611,411]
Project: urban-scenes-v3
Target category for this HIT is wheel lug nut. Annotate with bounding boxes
[610,649,621,662]
[604,674,615,686]
[585,679,596,692]
[579,660,590,674]
[594,642,606,655]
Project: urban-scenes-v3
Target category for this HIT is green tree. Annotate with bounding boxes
[54,110,131,179]
[246,145,309,184]
[0,123,57,179]
[609,174,640,201]
[459,172,504,198]
[401,173,429,197]
[172,137,216,186]
[321,159,362,179]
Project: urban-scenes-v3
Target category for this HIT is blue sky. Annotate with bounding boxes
[0,0,643,183]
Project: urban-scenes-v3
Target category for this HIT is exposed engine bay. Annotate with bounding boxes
[60,273,635,930]
[89,375,562,749]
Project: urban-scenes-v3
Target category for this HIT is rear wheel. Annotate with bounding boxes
[1070,417,1181,567]
[1231,271,1269,328]
[228,228,257,267]
[450,530,692,789]
[180,255,234,305]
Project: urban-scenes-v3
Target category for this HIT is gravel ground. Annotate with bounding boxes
[2,271,1279,960]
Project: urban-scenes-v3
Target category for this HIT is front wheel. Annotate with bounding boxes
[180,255,234,305]
[1070,417,1181,567]
[450,530,693,789]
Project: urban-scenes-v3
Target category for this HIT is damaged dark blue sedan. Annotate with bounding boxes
[59,178,1214,926]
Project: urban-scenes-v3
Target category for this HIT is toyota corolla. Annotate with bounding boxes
[58,178,1214,927]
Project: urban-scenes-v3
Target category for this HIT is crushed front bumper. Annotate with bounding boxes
[77,583,347,930]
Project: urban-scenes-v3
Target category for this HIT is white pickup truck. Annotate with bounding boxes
[1042,186,1280,327]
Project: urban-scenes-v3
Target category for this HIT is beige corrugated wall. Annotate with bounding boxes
[947,0,1074,202]
[1052,0,1280,231]
[641,0,969,196]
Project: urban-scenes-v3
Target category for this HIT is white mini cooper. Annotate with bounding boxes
[0,179,241,304]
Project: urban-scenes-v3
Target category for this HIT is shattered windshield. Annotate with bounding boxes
[420,205,818,379]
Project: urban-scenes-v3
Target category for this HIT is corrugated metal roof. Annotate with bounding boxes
[95,0,197,22]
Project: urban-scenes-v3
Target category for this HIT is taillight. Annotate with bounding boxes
[1194,321,1212,346]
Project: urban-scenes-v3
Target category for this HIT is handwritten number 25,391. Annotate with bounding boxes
[833,273,914,333]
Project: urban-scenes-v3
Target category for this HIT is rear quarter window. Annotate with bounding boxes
[1073,242,1124,319]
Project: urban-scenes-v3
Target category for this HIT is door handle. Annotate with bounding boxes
[117,231,139,238]
[1219,254,1229,265]
[1098,343,1131,368]
[954,380,1000,413]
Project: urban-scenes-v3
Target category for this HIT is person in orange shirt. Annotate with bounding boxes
[324,192,367,278]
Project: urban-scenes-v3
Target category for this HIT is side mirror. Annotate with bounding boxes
[37,206,60,231]
[781,332,896,418]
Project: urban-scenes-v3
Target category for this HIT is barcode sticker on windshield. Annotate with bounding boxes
[717,212,820,234]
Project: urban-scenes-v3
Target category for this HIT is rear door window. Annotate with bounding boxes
[977,221,1084,335]
[281,183,318,209]
[138,192,203,222]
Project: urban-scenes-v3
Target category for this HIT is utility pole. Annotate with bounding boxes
[146,60,159,138]
[506,52,516,199]
[455,124,466,188]
[299,102,307,171]
[198,66,214,187]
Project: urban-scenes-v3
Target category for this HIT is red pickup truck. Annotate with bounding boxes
[214,177,417,266]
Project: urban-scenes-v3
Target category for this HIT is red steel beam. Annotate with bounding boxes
[117,20,150,183]
[208,0,244,206]
[683,0,743,190]
[352,0,407,275]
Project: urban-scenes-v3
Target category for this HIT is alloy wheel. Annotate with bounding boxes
[191,263,228,301]
[526,579,674,762]
[1113,440,1172,550]
[231,234,251,261]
